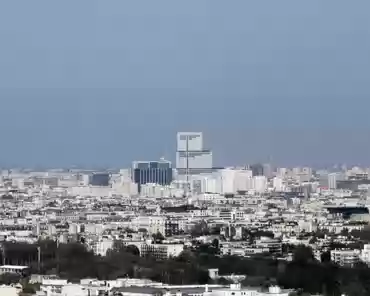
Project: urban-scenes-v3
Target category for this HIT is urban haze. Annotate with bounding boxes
[0,1,370,296]
[0,0,370,167]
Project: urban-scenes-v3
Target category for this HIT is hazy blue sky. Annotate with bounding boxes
[0,1,370,168]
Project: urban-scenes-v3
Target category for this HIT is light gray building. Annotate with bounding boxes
[176,132,213,172]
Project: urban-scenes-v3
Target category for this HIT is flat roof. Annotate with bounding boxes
[113,286,225,294]
[0,265,29,269]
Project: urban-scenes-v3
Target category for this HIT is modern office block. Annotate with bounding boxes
[176,132,203,151]
[250,164,264,177]
[176,150,213,169]
[132,158,173,192]
[89,173,110,186]
[176,132,213,173]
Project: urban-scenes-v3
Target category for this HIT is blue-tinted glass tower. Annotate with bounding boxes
[132,159,173,192]
[89,173,110,186]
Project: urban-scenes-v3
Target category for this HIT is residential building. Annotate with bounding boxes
[361,244,370,265]
[255,238,282,254]
[140,243,184,259]
[331,249,360,266]
[253,176,267,193]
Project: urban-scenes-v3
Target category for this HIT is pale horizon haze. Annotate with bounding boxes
[0,1,370,168]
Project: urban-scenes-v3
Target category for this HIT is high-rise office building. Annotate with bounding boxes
[318,171,329,188]
[89,173,110,186]
[250,164,264,177]
[219,168,253,194]
[176,132,213,174]
[132,158,173,192]
[328,173,337,190]
[253,176,268,193]
[263,163,273,178]
[177,132,203,151]
[328,172,345,190]
[273,177,284,192]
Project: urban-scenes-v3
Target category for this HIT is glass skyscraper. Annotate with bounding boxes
[89,172,110,186]
[132,158,173,192]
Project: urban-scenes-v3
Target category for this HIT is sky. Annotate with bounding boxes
[0,0,369,168]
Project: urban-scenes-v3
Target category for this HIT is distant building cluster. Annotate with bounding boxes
[2,131,370,295]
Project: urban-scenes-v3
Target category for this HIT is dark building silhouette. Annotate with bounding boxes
[325,206,369,219]
[89,173,110,186]
[132,159,172,192]
[337,180,370,191]
[250,164,264,176]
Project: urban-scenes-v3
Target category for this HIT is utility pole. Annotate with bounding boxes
[185,136,190,197]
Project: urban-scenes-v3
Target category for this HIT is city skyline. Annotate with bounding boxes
[0,127,367,169]
[1,2,370,296]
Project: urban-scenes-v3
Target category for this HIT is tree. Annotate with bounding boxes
[152,232,165,243]
[191,221,209,237]
[22,282,40,294]
[211,239,219,250]
[312,230,327,239]
[320,251,331,263]
[1,194,13,200]
[109,240,125,253]
[0,273,21,285]
[210,226,221,235]
[124,245,140,256]
[342,280,366,296]
[217,277,232,285]
[176,250,195,263]
[57,243,97,280]
[196,243,219,256]
[340,228,349,237]
[352,228,370,242]
[8,238,370,295]
[251,230,274,239]
[292,245,315,265]
[124,227,135,234]
[308,237,317,245]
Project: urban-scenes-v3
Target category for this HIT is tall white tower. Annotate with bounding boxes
[177,132,203,151]
[176,132,213,171]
